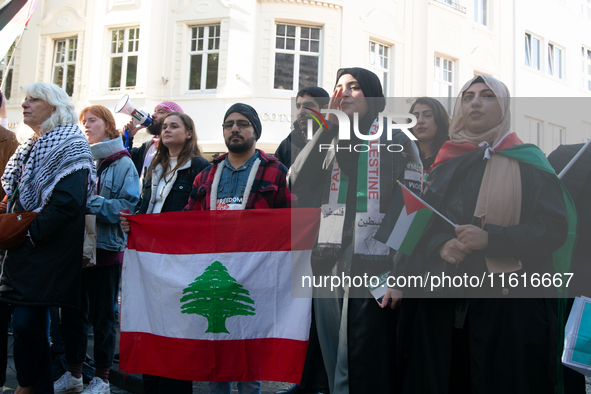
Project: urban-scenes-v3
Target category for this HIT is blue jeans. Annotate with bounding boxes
[12,306,53,393]
[209,381,261,394]
[60,263,121,368]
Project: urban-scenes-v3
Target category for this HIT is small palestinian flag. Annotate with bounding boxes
[375,183,434,255]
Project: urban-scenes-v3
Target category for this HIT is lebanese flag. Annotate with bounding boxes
[119,208,320,383]
[375,183,433,255]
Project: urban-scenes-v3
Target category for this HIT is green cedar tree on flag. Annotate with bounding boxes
[119,208,320,384]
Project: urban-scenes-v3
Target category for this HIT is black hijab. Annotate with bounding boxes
[334,67,386,126]
[332,68,387,247]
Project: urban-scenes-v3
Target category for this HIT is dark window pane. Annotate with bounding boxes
[128,40,134,52]
[276,37,284,49]
[189,54,202,90]
[198,38,203,51]
[301,39,309,52]
[215,37,220,49]
[69,39,77,61]
[66,64,75,96]
[136,28,140,39]
[191,38,196,52]
[277,24,285,36]
[4,69,11,100]
[310,40,319,52]
[117,42,123,53]
[126,55,138,87]
[192,28,197,39]
[298,55,318,90]
[209,25,215,38]
[53,66,64,88]
[274,53,294,89]
[206,53,218,89]
[198,27,204,38]
[286,38,295,50]
[287,25,296,37]
[301,27,309,39]
[129,29,135,40]
[111,42,116,53]
[311,28,320,40]
[55,41,64,63]
[110,57,122,88]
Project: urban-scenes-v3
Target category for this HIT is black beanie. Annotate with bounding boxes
[224,103,262,140]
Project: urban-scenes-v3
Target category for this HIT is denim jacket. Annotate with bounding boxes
[87,155,140,251]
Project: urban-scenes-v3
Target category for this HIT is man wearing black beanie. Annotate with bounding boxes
[187,102,294,209]
[186,105,295,392]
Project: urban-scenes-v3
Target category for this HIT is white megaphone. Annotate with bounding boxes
[114,95,152,127]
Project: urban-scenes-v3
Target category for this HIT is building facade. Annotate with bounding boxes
[2,0,591,155]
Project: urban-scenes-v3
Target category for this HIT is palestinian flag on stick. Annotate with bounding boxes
[120,208,320,383]
[375,182,444,255]
[0,0,38,62]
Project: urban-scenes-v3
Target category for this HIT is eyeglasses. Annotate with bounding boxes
[222,120,252,130]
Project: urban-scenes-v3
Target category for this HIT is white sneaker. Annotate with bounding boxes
[82,377,110,394]
[54,371,83,393]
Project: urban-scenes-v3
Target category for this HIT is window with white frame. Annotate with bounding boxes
[0,42,14,100]
[109,27,140,90]
[582,0,591,18]
[527,117,543,150]
[53,37,78,96]
[583,46,591,91]
[525,32,541,70]
[274,24,320,91]
[188,25,220,91]
[474,0,488,26]
[368,41,391,94]
[548,124,566,154]
[433,55,454,113]
[547,43,563,79]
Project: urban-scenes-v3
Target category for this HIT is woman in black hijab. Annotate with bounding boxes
[289,68,421,393]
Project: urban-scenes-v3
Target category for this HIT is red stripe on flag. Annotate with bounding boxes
[127,208,320,254]
[119,332,308,384]
[401,186,428,215]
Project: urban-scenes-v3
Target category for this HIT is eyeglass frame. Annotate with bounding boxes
[222,120,253,130]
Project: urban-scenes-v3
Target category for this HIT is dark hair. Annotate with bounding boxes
[409,97,450,159]
[462,75,486,95]
[296,86,330,108]
[150,112,202,177]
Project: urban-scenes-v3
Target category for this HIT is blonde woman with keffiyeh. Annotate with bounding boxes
[0,82,96,394]
[398,75,575,394]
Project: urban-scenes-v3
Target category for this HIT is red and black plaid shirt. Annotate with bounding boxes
[186,150,295,211]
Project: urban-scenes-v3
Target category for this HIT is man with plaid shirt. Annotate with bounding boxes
[186,104,294,393]
[187,103,294,212]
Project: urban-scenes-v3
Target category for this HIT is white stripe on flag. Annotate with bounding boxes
[122,249,312,341]
[385,209,416,250]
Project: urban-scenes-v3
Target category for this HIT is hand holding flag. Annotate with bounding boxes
[375,182,456,256]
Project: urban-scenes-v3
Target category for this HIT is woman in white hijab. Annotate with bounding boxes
[397,75,575,394]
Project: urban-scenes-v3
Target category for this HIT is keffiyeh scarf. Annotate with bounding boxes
[1,123,96,213]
